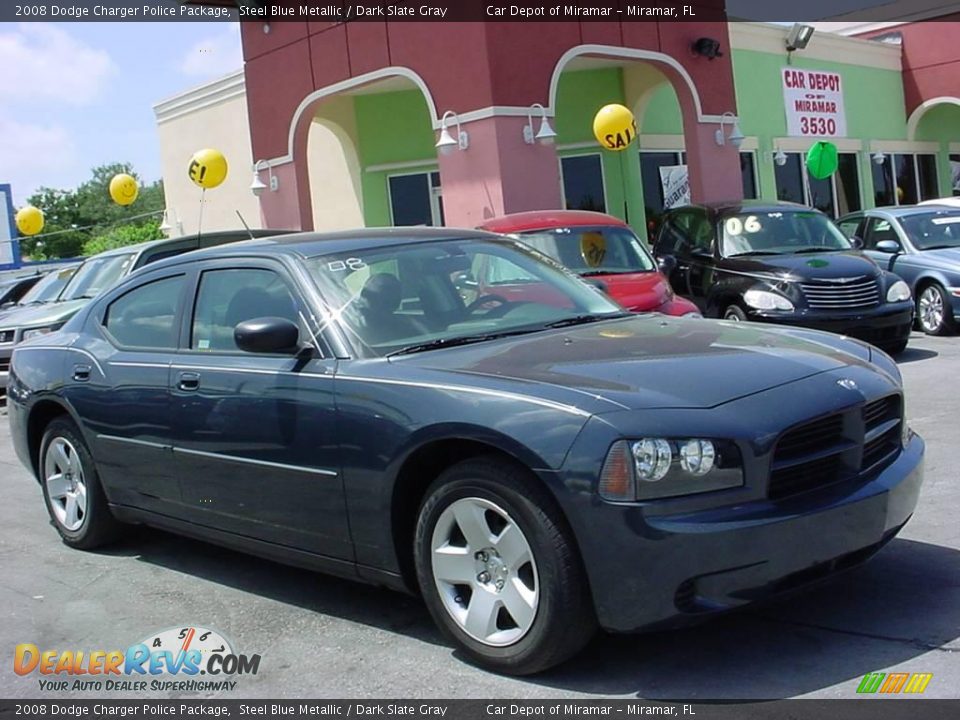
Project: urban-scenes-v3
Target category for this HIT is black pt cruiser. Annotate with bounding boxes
[7,229,924,675]
[653,201,915,354]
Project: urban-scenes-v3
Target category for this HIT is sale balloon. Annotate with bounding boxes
[15,206,44,236]
[593,104,637,152]
[806,141,839,180]
[109,173,139,206]
[187,148,228,189]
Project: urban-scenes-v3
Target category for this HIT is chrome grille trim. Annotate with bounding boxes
[799,278,881,309]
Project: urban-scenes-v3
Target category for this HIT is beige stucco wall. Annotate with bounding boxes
[307,95,365,231]
[155,72,262,236]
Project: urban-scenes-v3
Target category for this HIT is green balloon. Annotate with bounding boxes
[805,141,839,180]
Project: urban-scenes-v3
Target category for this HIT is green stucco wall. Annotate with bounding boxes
[914,103,960,197]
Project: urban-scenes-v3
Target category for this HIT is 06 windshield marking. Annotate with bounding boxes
[306,238,627,358]
[721,211,852,258]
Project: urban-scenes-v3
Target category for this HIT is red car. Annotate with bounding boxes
[479,210,700,316]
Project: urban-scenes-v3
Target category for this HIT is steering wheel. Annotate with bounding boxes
[465,294,509,314]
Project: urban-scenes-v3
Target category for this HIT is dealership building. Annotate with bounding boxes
[154,16,960,238]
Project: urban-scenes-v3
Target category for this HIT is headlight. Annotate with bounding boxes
[20,324,63,342]
[599,438,744,501]
[743,288,794,312]
[886,280,911,303]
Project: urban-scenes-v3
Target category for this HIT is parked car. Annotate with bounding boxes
[0,273,43,309]
[919,197,960,209]
[478,210,700,316]
[652,201,915,354]
[0,265,78,322]
[837,206,960,335]
[9,228,923,675]
[0,230,283,392]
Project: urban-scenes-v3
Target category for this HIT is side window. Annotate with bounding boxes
[687,211,715,254]
[481,255,539,285]
[191,268,300,352]
[657,214,692,256]
[862,218,897,250]
[103,276,185,350]
[837,217,862,240]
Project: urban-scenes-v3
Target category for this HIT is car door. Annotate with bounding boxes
[684,209,717,308]
[655,212,695,298]
[65,272,189,512]
[169,261,351,561]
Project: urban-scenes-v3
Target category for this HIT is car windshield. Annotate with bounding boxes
[17,267,77,305]
[720,210,852,257]
[59,253,135,301]
[307,238,627,357]
[511,226,656,275]
[899,211,960,250]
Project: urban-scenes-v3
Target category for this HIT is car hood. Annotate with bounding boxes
[722,250,881,281]
[0,299,89,329]
[398,315,874,411]
[583,271,673,311]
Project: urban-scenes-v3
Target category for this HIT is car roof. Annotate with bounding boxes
[84,228,289,260]
[855,205,960,218]
[668,200,811,217]
[142,227,501,272]
[478,210,629,233]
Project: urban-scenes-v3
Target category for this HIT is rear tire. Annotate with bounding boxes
[414,456,596,675]
[917,283,955,336]
[39,417,122,549]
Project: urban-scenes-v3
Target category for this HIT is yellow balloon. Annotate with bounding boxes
[188,148,228,189]
[15,206,44,236]
[109,173,139,206]
[593,104,637,152]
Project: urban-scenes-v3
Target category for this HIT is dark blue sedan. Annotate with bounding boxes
[7,229,924,674]
[838,206,960,335]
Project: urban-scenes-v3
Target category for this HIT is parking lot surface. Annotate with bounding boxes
[2,331,958,700]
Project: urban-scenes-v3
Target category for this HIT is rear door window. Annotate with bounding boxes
[103,275,185,350]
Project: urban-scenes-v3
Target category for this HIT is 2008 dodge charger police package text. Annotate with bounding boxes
[7,228,924,675]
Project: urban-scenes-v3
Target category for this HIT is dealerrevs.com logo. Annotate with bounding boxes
[14,626,261,693]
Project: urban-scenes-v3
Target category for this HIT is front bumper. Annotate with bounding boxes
[746,303,913,347]
[0,345,11,396]
[568,434,923,632]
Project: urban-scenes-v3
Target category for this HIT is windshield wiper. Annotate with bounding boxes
[579,269,647,277]
[792,247,843,254]
[922,244,960,251]
[540,313,630,329]
[388,329,536,357]
[731,250,784,257]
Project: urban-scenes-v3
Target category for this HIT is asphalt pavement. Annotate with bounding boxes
[1,331,958,700]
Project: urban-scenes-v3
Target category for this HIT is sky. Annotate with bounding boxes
[0,21,243,206]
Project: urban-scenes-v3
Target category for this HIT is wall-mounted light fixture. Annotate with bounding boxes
[159,209,183,237]
[691,37,723,60]
[436,111,469,156]
[263,23,271,34]
[251,159,278,196]
[785,23,815,52]
[522,103,557,145]
[872,151,887,165]
[714,112,745,149]
[773,148,788,166]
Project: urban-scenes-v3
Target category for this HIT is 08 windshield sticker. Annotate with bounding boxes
[725,215,763,235]
[327,258,367,272]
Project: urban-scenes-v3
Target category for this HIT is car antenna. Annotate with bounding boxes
[235,210,255,241]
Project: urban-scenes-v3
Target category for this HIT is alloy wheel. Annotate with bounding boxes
[44,437,87,531]
[919,286,944,333]
[430,497,539,647]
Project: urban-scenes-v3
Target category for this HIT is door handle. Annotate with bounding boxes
[178,371,201,391]
[72,364,91,382]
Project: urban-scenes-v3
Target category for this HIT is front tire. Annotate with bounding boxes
[723,303,749,322]
[414,456,596,675]
[917,283,955,336]
[39,417,122,549]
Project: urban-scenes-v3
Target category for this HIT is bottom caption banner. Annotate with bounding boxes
[1,701,957,720]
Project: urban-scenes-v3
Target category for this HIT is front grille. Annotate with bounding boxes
[0,329,14,344]
[0,359,8,373]
[769,394,903,500]
[800,278,880,310]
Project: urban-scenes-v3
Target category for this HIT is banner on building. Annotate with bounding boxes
[782,68,847,138]
[0,184,18,268]
[660,165,690,209]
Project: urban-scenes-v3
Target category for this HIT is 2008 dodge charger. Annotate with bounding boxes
[7,228,924,675]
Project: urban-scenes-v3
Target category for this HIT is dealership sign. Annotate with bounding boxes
[782,68,847,138]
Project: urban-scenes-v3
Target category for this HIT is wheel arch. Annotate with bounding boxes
[388,427,568,592]
[25,397,83,482]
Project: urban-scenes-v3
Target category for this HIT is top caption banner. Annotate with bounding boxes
[1,0,949,22]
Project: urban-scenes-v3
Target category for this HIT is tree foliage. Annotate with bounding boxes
[20,163,165,260]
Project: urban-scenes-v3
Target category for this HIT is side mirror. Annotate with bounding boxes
[875,239,901,254]
[234,317,301,354]
[850,236,864,250]
[657,255,677,275]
